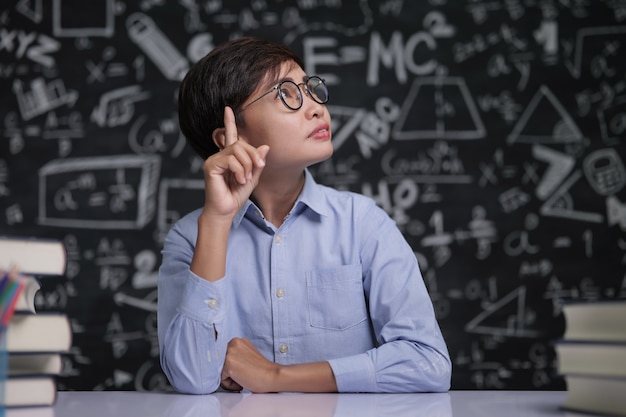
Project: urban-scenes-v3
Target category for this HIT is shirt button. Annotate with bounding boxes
[279,344,288,354]
[276,288,285,298]
[275,235,282,244]
[205,298,218,309]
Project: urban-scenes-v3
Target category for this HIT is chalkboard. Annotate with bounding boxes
[1,0,625,391]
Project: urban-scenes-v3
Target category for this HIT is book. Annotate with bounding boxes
[3,312,72,353]
[0,237,67,276]
[562,374,626,417]
[7,352,63,376]
[561,300,626,342]
[556,341,626,377]
[0,375,57,407]
[6,406,54,417]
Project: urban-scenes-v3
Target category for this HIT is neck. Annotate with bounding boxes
[252,170,306,227]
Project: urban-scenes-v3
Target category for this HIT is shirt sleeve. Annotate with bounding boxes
[157,216,228,394]
[328,199,452,393]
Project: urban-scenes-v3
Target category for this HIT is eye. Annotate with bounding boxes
[279,83,298,99]
[307,77,328,102]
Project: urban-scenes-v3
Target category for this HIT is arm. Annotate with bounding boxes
[157,224,227,394]
[329,201,452,393]
[220,337,337,393]
[158,107,269,394]
[191,106,269,282]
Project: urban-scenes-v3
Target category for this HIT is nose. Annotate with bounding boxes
[302,93,325,118]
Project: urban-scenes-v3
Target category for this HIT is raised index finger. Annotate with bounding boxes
[223,106,239,147]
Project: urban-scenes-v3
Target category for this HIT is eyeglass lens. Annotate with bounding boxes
[278,77,328,110]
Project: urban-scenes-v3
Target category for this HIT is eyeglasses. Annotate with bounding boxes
[239,76,329,112]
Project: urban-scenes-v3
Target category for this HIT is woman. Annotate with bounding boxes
[158,36,451,394]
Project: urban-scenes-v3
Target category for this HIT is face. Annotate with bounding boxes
[236,62,334,172]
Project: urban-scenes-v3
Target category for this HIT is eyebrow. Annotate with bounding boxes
[266,74,308,88]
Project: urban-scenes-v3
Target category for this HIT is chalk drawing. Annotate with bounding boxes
[499,187,531,213]
[540,171,604,223]
[392,76,485,140]
[284,0,374,43]
[90,85,150,128]
[508,85,583,144]
[52,0,115,38]
[569,26,626,79]
[128,114,186,157]
[127,13,189,81]
[132,249,158,289]
[465,286,541,337]
[327,105,367,151]
[16,0,43,23]
[38,155,161,229]
[113,292,157,313]
[156,178,204,238]
[597,99,626,145]
[13,77,78,121]
[532,145,575,200]
[42,111,84,141]
[607,195,626,229]
[583,148,625,196]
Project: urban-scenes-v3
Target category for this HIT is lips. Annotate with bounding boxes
[309,124,331,140]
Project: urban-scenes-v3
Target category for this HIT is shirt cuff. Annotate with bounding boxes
[328,353,377,392]
[178,271,226,324]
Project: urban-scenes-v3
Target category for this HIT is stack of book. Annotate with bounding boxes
[556,300,626,417]
[0,236,71,410]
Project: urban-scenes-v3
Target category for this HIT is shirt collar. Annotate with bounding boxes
[233,169,329,227]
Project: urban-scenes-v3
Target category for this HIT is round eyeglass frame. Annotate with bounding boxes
[239,76,328,113]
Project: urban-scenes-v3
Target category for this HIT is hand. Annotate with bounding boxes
[220,338,279,393]
[201,106,269,220]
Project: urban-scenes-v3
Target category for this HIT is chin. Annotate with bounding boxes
[319,143,334,158]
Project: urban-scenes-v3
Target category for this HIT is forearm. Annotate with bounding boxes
[273,361,338,393]
[329,341,451,393]
[190,213,232,282]
[221,338,337,393]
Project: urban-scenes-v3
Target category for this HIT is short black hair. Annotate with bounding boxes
[177,36,304,159]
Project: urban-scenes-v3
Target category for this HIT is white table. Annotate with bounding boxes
[11,390,600,417]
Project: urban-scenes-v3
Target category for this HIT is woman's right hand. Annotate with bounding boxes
[201,106,269,220]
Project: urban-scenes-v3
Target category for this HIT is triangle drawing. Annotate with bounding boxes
[507,85,583,144]
[464,286,541,337]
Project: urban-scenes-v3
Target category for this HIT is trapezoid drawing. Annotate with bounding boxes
[392,76,485,140]
[507,85,583,144]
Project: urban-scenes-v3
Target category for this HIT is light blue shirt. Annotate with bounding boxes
[157,170,451,394]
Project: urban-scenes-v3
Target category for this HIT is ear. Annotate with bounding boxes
[212,127,226,150]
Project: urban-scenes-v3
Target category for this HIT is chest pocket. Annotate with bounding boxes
[306,264,368,330]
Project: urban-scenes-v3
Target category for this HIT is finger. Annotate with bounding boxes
[223,106,239,147]
[248,145,269,184]
[209,143,253,184]
[231,144,256,182]
[226,143,267,184]
[226,154,252,185]
[255,145,269,168]
[220,377,243,392]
